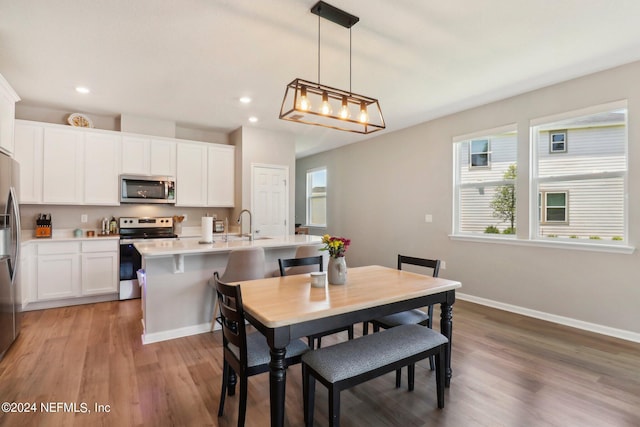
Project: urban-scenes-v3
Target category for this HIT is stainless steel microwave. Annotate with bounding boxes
[120,175,176,204]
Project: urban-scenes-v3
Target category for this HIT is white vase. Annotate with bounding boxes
[328,257,347,285]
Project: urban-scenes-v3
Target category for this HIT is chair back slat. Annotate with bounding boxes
[214,272,248,363]
[278,255,323,276]
[397,255,441,277]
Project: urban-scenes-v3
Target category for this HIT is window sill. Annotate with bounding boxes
[449,234,635,254]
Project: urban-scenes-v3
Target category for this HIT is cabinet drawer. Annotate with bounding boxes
[82,240,118,253]
[37,241,80,255]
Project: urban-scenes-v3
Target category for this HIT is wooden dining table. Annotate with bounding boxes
[238,264,462,427]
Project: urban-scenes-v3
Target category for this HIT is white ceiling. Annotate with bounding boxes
[3,0,640,158]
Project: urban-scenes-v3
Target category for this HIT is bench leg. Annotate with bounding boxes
[303,364,315,427]
[329,386,341,427]
[348,325,354,340]
[395,368,401,388]
[408,363,415,391]
[435,347,445,409]
[362,321,369,335]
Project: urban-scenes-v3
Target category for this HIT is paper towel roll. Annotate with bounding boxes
[201,217,213,243]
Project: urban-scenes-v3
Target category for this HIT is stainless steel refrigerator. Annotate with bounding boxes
[0,151,20,361]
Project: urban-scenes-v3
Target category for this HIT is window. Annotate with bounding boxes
[549,130,567,153]
[453,125,517,235]
[532,102,627,242]
[540,191,568,223]
[306,167,326,227]
[469,139,491,168]
[452,101,629,250]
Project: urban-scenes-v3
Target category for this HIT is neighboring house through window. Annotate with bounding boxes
[453,100,628,247]
[453,125,517,235]
[306,167,326,227]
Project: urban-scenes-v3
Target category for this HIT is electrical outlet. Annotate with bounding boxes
[81,214,88,223]
[212,214,217,220]
[182,214,188,222]
[440,261,446,270]
[424,214,433,223]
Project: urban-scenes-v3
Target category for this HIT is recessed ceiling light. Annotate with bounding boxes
[240,96,251,104]
[249,116,258,123]
[75,86,90,94]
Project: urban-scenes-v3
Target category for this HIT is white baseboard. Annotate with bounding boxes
[457,292,640,344]
[141,322,213,345]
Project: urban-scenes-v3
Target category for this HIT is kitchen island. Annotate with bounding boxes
[135,234,323,344]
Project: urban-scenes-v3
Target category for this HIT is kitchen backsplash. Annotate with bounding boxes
[20,204,233,232]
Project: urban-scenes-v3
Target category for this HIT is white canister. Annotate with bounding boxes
[310,272,327,288]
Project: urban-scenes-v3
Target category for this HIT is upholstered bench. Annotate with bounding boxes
[302,324,448,427]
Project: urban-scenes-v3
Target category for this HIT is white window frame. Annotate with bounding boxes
[549,130,567,153]
[452,124,517,236]
[540,190,568,224]
[306,167,327,227]
[451,101,633,254]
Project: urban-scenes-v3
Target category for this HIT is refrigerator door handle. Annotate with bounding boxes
[7,186,20,284]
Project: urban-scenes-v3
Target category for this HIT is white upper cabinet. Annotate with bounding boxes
[42,127,84,204]
[0,74,20,155]
[208,145,235,207]
[14,121,44,203]
[150,138,176,176]
[13,120,234,206]
[84,132,121,205]
[176,142,208,206]
[121,135,151,175]
[122,136,176,177]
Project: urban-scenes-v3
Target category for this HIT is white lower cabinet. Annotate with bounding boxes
[81,241,118,295]
[32,239,118,304]
[36,242,81,300]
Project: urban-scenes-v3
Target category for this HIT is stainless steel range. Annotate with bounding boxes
[119,217,176,300]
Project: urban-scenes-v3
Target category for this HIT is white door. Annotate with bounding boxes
[252,165,288,237]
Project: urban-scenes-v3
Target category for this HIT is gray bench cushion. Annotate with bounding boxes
[230,332,309,367]
[302,324,448,383]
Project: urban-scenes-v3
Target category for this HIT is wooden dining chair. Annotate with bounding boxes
[363,255,441,371]
[209,247,265,331]
[278,255,354,349]
[214,271,309,427]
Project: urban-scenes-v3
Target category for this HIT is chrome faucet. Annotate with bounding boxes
[237,209,253,241]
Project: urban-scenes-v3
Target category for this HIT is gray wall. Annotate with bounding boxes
[296,59,640,339]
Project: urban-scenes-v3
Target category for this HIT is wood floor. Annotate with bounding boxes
[0,299,638,427]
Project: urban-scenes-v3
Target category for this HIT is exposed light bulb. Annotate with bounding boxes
[320,91,332,115]
[75,86,90,94]
[299,86,311,111]
[339,96,350,119]
[359,102,369,123]
[240,96,252,104]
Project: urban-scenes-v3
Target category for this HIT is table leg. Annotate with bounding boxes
[269,347,287,427]
[440,300,453,387]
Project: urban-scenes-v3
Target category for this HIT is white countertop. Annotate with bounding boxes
[135,234,322,257]
[21,229,120,244]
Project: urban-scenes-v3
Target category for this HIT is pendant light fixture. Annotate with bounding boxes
[279,1,385,134]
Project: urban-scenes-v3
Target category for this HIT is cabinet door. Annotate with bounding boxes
[13,122,43,203]
[176,142,208,206]
[122,136,150,175]
[150,139,176,176]
[84,132,121,205]
[42,128,83,204]
[37,254,81,300]
[81,252,118,295]
[208,145,235,207]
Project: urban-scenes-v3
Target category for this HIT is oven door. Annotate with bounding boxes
[119,241,142,300]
